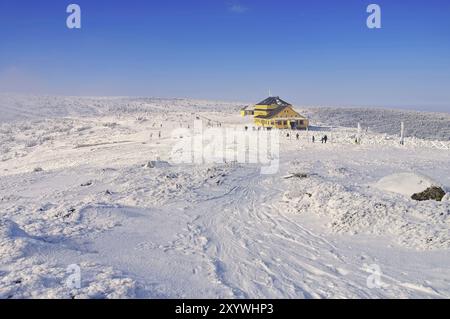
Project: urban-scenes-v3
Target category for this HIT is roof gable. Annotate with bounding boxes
[256,96,291,107]
[241,105,255,111]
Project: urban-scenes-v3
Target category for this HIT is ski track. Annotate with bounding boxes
[1,95,449,299]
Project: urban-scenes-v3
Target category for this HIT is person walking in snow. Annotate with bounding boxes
[296,133,299,140]
[312,136,315,143]
[324,135,328,144]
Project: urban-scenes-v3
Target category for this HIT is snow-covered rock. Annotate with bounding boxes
[374,173,442,197]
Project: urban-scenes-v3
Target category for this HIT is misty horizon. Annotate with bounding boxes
[1,0,450,113]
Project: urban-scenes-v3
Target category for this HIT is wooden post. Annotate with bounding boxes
[357,123,361,144]
[400,122,405,145]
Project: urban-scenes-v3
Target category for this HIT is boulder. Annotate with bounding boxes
[144,160,170,169]
[411,187,446,202]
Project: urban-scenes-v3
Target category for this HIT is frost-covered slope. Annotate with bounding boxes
[0,95,449,299]
[1,94,449,141]
[0,94,244,123]
[302,107,450,140]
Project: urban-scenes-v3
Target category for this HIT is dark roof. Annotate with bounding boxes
[256,96,292,106]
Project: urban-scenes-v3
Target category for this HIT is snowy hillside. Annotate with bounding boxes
[1,94,449,141]
[0,94,449,299]
[302,107,450,140]
[0,94,245,123]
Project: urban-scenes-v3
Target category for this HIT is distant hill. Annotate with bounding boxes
[0,94,245,123]
[0,94,448,140]
[301,107,450,141]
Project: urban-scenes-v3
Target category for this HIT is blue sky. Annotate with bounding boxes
[0,0,449,111]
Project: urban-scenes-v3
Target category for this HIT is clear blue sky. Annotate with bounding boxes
[1,0,449,111]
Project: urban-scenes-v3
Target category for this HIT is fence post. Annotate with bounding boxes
[357,123,362,144]
[400,122,405,145]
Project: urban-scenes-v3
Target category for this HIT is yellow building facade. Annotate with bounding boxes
[252,97,309,130]
[240,105,255,117]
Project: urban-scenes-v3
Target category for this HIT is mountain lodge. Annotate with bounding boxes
[242,96,309,130]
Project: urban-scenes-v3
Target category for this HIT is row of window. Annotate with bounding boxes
[266,120,305,126]
[255,119,306,127]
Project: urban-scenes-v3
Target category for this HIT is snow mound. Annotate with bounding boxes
[282,173,450,250]
[0,216,144,299]
[0,261,142,299]
[374,173,442,197]
[442,193,450,202]
[0,220,29,239]
[0,220,32,263]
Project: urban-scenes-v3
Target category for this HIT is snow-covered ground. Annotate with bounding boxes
[303,107,450,141]
[0,94,449,299]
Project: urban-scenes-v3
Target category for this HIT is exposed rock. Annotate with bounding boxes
[144,160,170,169]
[284,173,308,179]
[81,181,93,187]
[411,187,446,202]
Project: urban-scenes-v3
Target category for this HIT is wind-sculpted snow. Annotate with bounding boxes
[0,219,141,299]
[0,95,449,298]
[281,170,450,250]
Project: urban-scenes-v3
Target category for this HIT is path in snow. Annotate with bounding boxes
[0,96,449,298]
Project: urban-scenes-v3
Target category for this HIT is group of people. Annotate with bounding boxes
[244,127,330,144]
[316,135,328,143]
[292,133,328,144]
